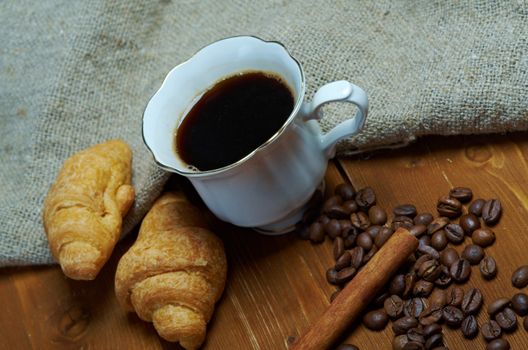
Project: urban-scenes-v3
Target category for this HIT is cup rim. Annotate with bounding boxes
[142,35,306,177]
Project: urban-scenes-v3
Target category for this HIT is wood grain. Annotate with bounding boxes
[1,132,528,349]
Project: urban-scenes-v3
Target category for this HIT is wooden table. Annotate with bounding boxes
[2,133,528,349]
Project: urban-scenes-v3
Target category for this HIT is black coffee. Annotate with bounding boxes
[176,71,294,171]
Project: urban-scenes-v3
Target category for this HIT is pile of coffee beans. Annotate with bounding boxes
[298,184,528,350]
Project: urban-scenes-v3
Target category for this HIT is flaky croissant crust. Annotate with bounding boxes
[115,192,227,349]
[43,139,135,280]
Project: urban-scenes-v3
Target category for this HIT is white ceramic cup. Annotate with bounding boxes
[143,36,368,234]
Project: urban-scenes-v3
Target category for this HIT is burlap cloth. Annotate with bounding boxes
[1,1,527,266]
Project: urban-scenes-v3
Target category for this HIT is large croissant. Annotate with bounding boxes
[115,192,227,349]
[43,140,135,280]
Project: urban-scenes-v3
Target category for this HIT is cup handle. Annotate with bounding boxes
[301,80,368,158]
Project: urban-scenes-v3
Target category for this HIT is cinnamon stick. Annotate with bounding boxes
[291,228,418,350]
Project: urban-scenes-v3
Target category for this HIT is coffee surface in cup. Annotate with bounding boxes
[175,71,294,171]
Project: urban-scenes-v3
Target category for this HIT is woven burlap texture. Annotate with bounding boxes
[1,1,527,266]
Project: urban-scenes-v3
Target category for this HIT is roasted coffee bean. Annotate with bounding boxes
[472,228,496,247]
[335,183,355,201]
[349,246,364,269]
[488,298,511,316]
[462,244,485,265]
[437,196,462,218]
[363,309,389,331]
[326,268,338,284]
[461,288,483,315]
[342,200,359,215]
[482,199,502,226]
[481,320,502,341]
[362,246,378,264]
[368,205,387,225]
[324,219,342,239]
[406,327,425,344]
[309,222,325,243]
[495,307,517,332]
[447,287,464,307]
[430,289,447,307]
[335,251,351,270]
[393,316,419,335]
[511,293,528,316]
[375,226,394,248]
[404,298,425,318]
[366,225,382,240]
[403,272,418,299]
[450,258,471,283]
[323,195,343,213]
[449,187,473,203]
[336,344,359,350]
[418,235,431,248]
[333,237,345,260]
[355,186,376,211]
[434,265,452,288]
[409,224,427,237]
[414,213,434,226]
[427,217,450,235]
[389,274,406,296]
[413,280,434,297]
[430,231,448,251]
[486,339,510,350]
[384,295,405,318]
[417,244,440,261]
[512,265,528,288]
[469,198,486,217]
[414,254,435,272]
[440,248,459,268]
[394,204,417,218]
[339,220,355,238]
[335,266,357,285]
[403,340,425,350]
[459,213,481,234]
[444,223,465,244]
[351,211,370,230]
[461,315,479,338]
[356,232,373,250]
[393,334,409,350]
[419,305,443,326]
[423,323,442,338]
[480,256,498,280]
[443,305,464,327]
[418,259,442,282]
[344,232,358,248]
[372,291,390,309]
[424,333,444,350]
[524,316,528,331]
[326,205,349,219]
[318,214,330,225]
[392,215,415,231]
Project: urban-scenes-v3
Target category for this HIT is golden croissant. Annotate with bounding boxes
[115,192,227,349]
[43,139,135,280]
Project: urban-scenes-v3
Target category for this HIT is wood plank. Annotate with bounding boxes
[0,231,165,350]
[338,133,528,349]
[2,132,528,349]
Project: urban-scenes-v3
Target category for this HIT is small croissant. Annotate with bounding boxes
[115,192,227,349]
[43,140,135,280]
